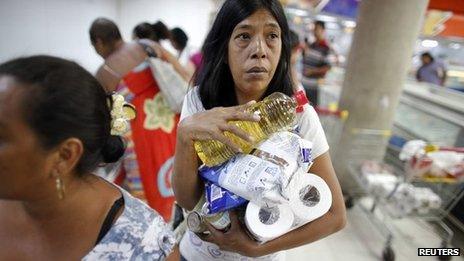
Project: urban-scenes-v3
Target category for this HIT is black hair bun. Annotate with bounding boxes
[101,135,126,163]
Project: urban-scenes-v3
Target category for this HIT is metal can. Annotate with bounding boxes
[187,211,207,233]
[205,212,231,231]
[202,203,231,232]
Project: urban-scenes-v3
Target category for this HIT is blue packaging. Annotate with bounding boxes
[198,163,224,184]
[204,181,247,214]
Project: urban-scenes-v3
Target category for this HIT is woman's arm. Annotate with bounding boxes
[95,40,193,92]
[199,152,346,257]
[138,39,192,83]
[171,125,203,210]
[163,50,193,82]
[172,103,261,210]
[185,61,197,83]
[95,42,146,92]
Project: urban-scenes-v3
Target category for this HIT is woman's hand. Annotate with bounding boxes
[198,211,263,257]
[137,39,174,61]
[177,101,261,152]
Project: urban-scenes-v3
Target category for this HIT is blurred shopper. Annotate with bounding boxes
[289,29,303,91]
[172,0,346,260]
[152,21,177,55]
[152,21,171,41]
[302,20,332,106]
[170,28,193,66]
[170,27,196,80]
[90,17,188,221]
[133,22,158,42]
[0,55,174,260]
[416,52,447,86]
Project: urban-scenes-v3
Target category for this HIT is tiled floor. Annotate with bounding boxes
[286,199,463,261]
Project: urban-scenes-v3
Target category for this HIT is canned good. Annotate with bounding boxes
[202,203,231,231]
[205,212,231,231]
[187,211,207,233]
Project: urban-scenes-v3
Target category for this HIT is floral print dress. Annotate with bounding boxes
[83,187,175,260]
[118,62,180,221]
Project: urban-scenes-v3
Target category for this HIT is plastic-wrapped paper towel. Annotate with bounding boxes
[244,202,294,242]
[244,169,332,242]
[284,170,332,227]
[386,184,442,216]
[359,161,398,198]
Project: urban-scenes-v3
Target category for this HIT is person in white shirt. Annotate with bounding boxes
[170,27,196,81]
[172,0,346,260]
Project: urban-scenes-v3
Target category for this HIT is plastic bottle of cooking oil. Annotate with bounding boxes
[194,91,307,166]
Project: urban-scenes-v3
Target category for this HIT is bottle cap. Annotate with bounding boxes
[294,90,309,113]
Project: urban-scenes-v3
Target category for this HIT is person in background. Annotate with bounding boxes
[170,27,196,80]
[152,21,171,41]
[133,23,195,83]
[289,29,303,91]
[133,22,159,42]
[172,0,346,260]
[416,52,447,86]
[301,20,332,106]
[152,20,178,55]
[0,55,174,260]
[90,17,188,221]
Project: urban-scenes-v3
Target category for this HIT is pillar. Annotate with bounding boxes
[332,0,430,193]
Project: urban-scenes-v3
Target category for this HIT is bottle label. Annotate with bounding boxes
[206,211,231,230]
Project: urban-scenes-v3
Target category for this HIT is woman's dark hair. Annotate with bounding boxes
[152,21,171,41]
[170,27,189,50]
[0,55,125,175]
[133,22,158,41]
[89,17,122,45]
[197,0,294,109]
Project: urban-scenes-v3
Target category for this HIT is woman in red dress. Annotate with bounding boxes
[90,18,190,220]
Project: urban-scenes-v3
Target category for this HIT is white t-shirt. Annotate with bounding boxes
[178,88,329,261]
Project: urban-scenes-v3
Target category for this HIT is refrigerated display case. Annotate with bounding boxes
[319,69,464,226]
[393,82,464,148]
[320,69,464,148]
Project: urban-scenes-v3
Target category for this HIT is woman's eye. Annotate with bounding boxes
[236,33,250,40]
[269,33,279,39]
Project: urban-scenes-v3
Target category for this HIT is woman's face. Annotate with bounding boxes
[228,9,282,102]
[0,77,54,200]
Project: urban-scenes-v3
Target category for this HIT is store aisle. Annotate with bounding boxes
[286,199,452,260]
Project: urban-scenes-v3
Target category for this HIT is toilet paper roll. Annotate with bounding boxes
[245,202,294,242]
[286,171,332,226]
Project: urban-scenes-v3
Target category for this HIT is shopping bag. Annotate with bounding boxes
[148,58,188,113]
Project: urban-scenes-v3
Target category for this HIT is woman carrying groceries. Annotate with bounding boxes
[172,0,346,260]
